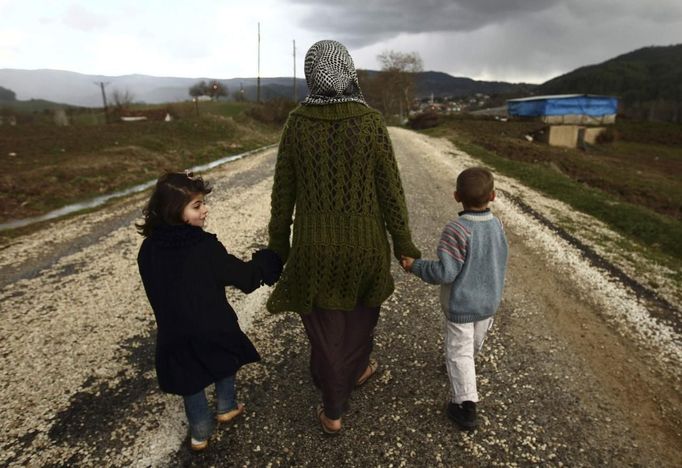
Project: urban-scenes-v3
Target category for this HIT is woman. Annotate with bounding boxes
[266,39,421,434]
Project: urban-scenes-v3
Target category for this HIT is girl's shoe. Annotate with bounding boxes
[190,437,208,451]
[216,403,245,423]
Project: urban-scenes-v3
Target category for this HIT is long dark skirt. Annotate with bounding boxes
[300,303,380,419]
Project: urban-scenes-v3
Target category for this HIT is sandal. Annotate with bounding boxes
[216,403,245,423]
[355,358,379,387]
[315,404,341,435]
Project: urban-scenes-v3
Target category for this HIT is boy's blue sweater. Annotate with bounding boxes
[411,209,508,323]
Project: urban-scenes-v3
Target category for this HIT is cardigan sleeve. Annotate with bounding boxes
[374,116,421,260]
[267,119,296,263]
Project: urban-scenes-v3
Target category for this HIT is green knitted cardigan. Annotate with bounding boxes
[266,102,421,314]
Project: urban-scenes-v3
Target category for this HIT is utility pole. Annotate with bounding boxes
[293,39,297,102]
[257,22,261,104]
[95,81,110,123]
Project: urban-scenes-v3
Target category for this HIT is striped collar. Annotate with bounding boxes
[458,209,494,221]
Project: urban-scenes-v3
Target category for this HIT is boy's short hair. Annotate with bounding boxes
[456,167,494,208]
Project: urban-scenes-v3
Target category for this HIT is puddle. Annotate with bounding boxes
[0,144,276,231]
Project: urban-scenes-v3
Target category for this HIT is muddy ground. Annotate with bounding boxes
[0,113,279,223]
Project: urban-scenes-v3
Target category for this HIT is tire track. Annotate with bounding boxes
[498,188,681,333]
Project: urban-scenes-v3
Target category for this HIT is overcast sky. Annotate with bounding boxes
[1,0,681,84]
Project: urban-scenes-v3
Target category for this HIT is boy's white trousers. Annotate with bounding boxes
[444,317,494,404]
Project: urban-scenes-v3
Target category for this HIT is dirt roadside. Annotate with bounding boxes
[0,128,679,466]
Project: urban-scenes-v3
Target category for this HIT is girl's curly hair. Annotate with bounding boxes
[136,172,212,237]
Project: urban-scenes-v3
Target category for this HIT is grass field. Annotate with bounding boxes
[0,101,285,225]
[420,116,682,265]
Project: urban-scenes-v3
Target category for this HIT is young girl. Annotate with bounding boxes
[136,171,282,451]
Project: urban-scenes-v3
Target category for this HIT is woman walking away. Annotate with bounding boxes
[266,40,421,434]
[137,172,282,451]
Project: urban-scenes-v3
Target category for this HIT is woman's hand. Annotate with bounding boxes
[252,249,284,286]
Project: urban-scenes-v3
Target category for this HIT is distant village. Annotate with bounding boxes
[412,93,492,116]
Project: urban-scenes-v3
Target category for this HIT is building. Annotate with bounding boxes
[507,94,618,148]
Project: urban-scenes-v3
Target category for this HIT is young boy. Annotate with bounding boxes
[401,166,508,431]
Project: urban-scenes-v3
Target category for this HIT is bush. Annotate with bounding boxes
[407,112,440,130]
[246,99,297,125]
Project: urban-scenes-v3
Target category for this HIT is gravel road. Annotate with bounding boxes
[1,128,680,467]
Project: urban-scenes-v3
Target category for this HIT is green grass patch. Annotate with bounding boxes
[1,99,76,113]
[199,101,252,118]
[451,137,682,261]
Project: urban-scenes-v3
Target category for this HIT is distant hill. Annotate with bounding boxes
[0,85,16,102]
[0,68,532,109]
[538,44,682,121]
[0,69,308,107]
[357,69,535,99]
[6,46,678,122]
[412,71,536,98]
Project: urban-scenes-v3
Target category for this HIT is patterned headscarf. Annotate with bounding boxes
[302,40,367,106]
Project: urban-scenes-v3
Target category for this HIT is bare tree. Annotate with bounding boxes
[376,50,423,120]
[112,88,135,112]
[378,50,423,73]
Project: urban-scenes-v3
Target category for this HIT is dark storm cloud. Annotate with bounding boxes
[287,0,682,82]
[289,0,563,46]
[289,0,682,48]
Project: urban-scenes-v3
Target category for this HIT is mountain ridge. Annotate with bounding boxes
[0,67,531,107]
[2,43,680,122]
[538,44,682,120]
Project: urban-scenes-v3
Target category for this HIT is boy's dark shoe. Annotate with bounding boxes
[447,401,478,431]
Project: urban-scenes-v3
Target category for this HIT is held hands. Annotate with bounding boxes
[252,249,284,286]
[400,255,415,272]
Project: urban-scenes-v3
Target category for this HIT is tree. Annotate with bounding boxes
[207,80,228,101]
[112,88,135,112]
[189,80,228,101]
[358,51,423,120]
[189,80,209,99]
[376,50,423,120]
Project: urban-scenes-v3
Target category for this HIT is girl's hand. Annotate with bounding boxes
[252,249,283,286]
[400,255,414,272]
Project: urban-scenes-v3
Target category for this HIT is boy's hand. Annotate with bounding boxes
[400,255,415,272]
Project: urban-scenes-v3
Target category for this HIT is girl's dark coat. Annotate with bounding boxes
[137,224,281,396]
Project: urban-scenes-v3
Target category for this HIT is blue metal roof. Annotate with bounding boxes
[507,94,618,117]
